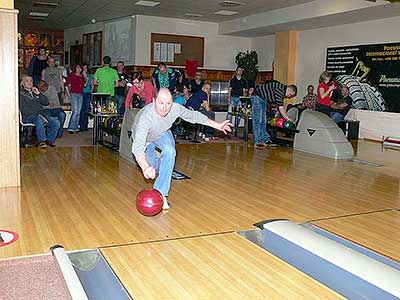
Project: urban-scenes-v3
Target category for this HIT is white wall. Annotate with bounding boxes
[134,15,251,70]
[250,34,275,71]
[296,15,400,98]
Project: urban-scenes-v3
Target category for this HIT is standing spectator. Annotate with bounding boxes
[252,80,297,148]
[38,80,66,138]
[316,71,336,116]
[115,61,129,115]
[19,75,60,148]
[152,62,182,94]
[125,72,156,109]
[27,46,48,86]
[65,64,85,133]
[188,71,205,94]
[94,56,120,105]
[227,66,248,127]
[41,57,65,105]
[79,63,94,132]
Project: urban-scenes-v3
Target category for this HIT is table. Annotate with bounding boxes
[89,113,120,146]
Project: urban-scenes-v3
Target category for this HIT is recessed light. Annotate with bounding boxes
[219,1,243,7]
[33,1,58,7]
[29,11,50,17]
[134,1,160,7]
[214,10,238,15]
[184,13,203,18]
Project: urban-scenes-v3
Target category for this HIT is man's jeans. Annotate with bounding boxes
[227,96,242,128]
[145,130,176,197]
[115,94,125,116]
[44,108,66,137]
[330,111,345,124]
[26,113,60,143]
[251,95,270,144]
[68,93,83,131]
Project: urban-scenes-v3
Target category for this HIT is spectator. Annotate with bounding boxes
[37,80,66,138]
[64,64,85,133]
[227,66,248,127]
[152,62,182,94]
[41,57,65,105]
[94,56,120,105]
[188,71,204,94]
[185,83,216,140]
[27,46,48,86]
[80,63,94,132]
[125,72,156,109]
[19,75,60,148]
[316,71,336,116]
[330,86,353,123]
[115,61,129,115]
[301,85,318,111]
[174,82,190,106]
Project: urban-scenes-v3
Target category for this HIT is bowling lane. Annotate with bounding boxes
[313,210,400,262]
[101,233,344,300]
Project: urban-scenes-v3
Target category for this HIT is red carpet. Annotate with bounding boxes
[0,255,71,300]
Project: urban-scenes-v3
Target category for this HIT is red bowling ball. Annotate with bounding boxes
[276,118,285,128]
[136,189,163,217]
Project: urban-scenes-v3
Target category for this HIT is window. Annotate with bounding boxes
[82,32,102,66]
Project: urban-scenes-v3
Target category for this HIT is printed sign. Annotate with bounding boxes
[0,230,19,247]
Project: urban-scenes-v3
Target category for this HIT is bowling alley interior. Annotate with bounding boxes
[1,0,400,299]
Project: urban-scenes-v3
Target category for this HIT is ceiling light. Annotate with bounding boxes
[29,11,50,17]
[33,1,59,7]
[219,1,243,7]
[214,10,238,15]
[184,13,203,18]
[134,1,160,7]
[27,16,46,20]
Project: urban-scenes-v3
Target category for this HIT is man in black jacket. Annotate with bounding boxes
[19,75,60,148]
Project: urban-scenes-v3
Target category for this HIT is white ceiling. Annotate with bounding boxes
[16,0,314,29]
[16,0,400,36]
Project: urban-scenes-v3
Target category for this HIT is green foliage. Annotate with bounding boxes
[235,50,259,82]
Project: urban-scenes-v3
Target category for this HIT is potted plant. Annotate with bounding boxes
[235,50,259,82]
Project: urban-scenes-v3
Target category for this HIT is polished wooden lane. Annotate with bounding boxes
[101,232,344,300]
[0,141,399,259]
[313,210,400,262]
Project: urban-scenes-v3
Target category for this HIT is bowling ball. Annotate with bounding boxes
[136,189,163,217]
[283,120,295,129]
[103,116,112,127]
[276,118,285,128]
[270,117,278,127]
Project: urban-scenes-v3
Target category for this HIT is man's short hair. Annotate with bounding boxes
[288,84,297,96]
[117,61,124,66]
[103,56,111,65]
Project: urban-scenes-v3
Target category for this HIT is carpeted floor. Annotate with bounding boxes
[0,255,71,300]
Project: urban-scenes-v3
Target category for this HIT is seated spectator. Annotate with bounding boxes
[38,80,66,138]
[185,84,216,140]
[125,72,155,109]
[174,82,190,106]
[19,75,60,148]
[316,71,337,116]
[152,62,182,94]
[188,71,204,94]
[301,85,318,111]
[330,86,353,123]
